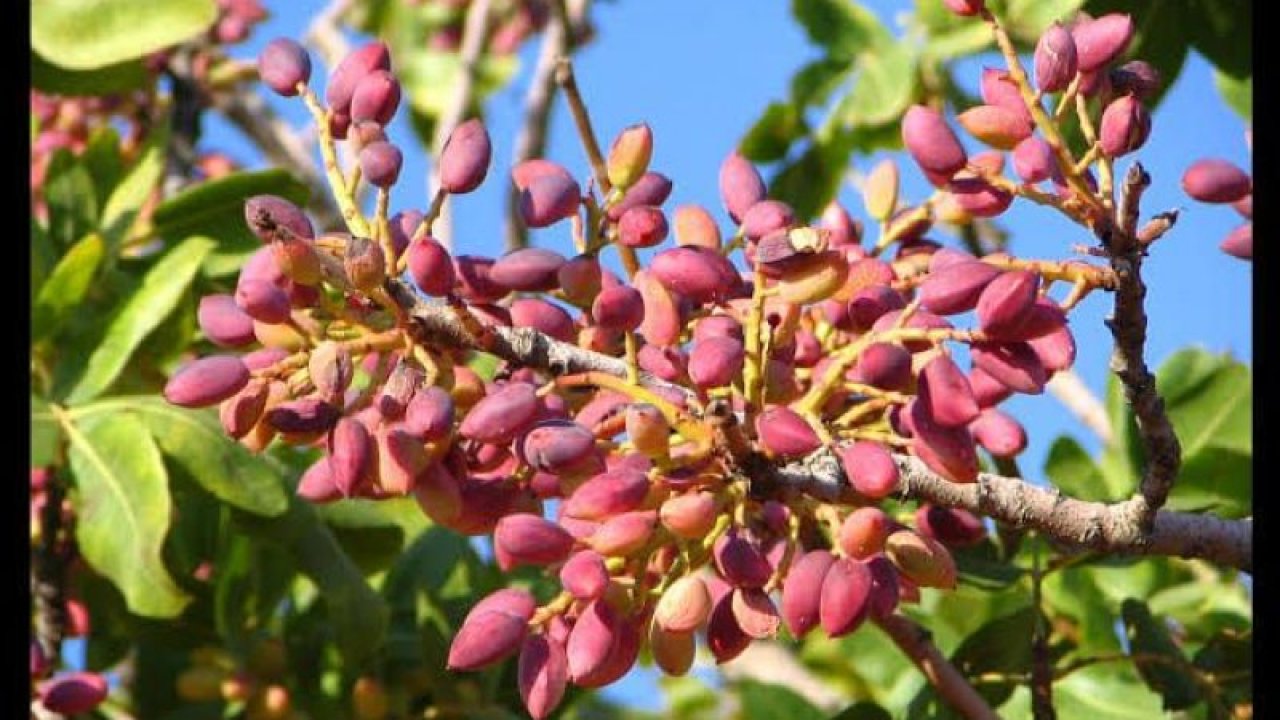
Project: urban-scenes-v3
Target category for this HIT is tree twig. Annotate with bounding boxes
[428,0,496,250]
[1104,163,1182,528]
[384,277,1252,572]
[874,614,999,720]
[32,466,70,674]
[213,90,345,230]
[1046,369,1113,446]
[503,0,588,251]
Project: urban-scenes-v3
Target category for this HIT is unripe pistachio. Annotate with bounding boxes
[607,123,653,190]
[1099,95,1150,157]
[439,118,492,194]
[1034,23,1078,93]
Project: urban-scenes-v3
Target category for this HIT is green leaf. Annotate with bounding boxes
[1214,71,1252,121]
[43,149,100,251]
[233,495,389,666]
[66,411,191,617]
[150,170,308,276]
[1157,349,1250,458]
[399,50,519,121]
[1043,567,1122,653]
[1168,447,1250,517]
[841,43,920,127]
[768,128,857,221]
[791,0,893,59]
[66,236,215,404]
[32,50,151,96]
[31,395,63,467]
[1192,629,1251,708]
[466,351,503,381]
[829,702,892,720]
[790,57,854,108]
[923,22,995,61]
[741,103,808,164]
[951,542,1025,590]
[1186,0,1251,80]
[102,128,169,251]
[734,680,825,720]
[910,605,1037,714]
[1003,0,1085,43]
[74,396,288,516]
[33,233,106,344]
[1048,665,1165,719]
[1044,435,1115,501]
[81,128,127,210]
[1121,598,1202,710]
[32,0,218,69]
[1083,0,1191,110]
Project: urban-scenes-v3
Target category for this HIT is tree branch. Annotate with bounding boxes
[503,0,589,251]
[428,0,496,249]
[874,614,999,720]
[1046,369,1113,445]
[213,90,346,230]
[1104,163,1182,527]
[385,277,1251,572]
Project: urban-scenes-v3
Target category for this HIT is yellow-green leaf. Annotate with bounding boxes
[66,411,190,618]
[33,0,218,70]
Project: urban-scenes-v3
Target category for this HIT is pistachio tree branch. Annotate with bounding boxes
[1103,163,1182,526]
[504,0,590,251]
[874,614,1000,720]
[385,276,1251,573]
[428,0,496,249]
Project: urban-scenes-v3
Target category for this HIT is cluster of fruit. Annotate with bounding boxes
[1181,155,1253,260]
[156,1,1180,714]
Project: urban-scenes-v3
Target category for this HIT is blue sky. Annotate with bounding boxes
[199,0,1252,710]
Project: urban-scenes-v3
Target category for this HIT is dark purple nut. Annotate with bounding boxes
[975,269,1039,336]
[1220,223,1252,260]
[198,293,256,347]
[563,466,650,520]
[902,105,968,182]
[617,205,669,248]
[389,209,423,257]
[605,172,673,221]
[1182,158,1252,204]
[637,344,688,382]
[1012,136,1055,184]
[1034,22,1078,93]
[688,336,745,390]
[39,671,109,715]
[490,247,566,292]
[244,194,314,243]
[907,400,980,484]
[970,341,1048,395]
[459,382,540,444]
[740,200,796,241]
[494,513,575,570]
[404,386,455,441]
[1070,13,1134,72]
[329,110,352,140]
[219,380,270,439]
[818,557,872,637]
[706,589,751,663]
[948,176,1014,218]
[650,246,737,304]
[712,527,772,588]
[358,141,403,188]
[520,172,581,228]
[164,356,250,408]
[970,407,1028,457]
[916,504,987,547]
[447,589,535,671]
[1098,95,1151,157]
[849,341,913,391]
[327,417,372,496]
[1109,60,1161,101]
[326,41,392,113]
[350,70,400,125]
[919,260,1002,315]
[839,441,899,499]
[439,118,492,194]
[407,236,455,296]
[719,151,766,223]
[918,354,980,428]
[266,398,341,434]
[980,68,1033,126]
[754,405,821,458]
[454,255,508,304]
[235,278,292,325]
[592,286,645,332]
[257,38,311,96]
